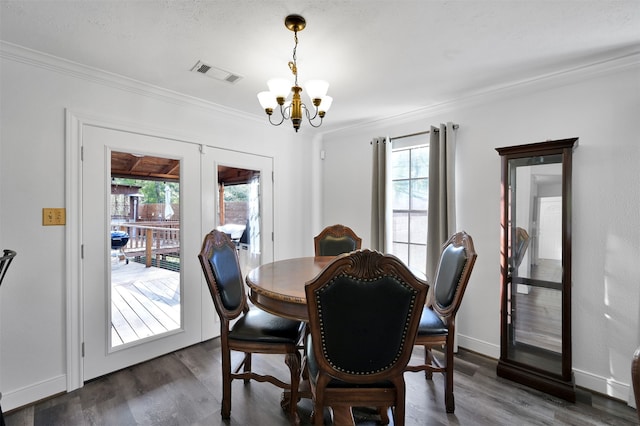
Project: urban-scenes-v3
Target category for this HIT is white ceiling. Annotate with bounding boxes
[1,1,639,133]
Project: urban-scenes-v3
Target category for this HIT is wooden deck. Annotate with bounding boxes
[111,260,180,347]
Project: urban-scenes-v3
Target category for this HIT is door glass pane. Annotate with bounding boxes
[216,166,261,278]
[110,152,181,348]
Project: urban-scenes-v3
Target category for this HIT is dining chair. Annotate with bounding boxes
[0,249,16,425]
[632,346,640,422]
[0,249,17,287]
[198,230,304,422]
[405,231,477,413]
[313,224,362,256]
[304,249,428,425]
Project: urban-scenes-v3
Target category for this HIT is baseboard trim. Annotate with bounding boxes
[457,334,500,359]
[1,374,66,412]
[573,367,631,405]
[455,335,633,407]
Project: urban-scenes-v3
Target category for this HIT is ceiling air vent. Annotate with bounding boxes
[191,61,243,84]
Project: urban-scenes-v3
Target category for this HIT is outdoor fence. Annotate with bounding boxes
[111,221,180,268]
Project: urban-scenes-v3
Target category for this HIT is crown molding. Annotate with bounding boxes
[322,49,640,135]
[0,41,264,124]
[3,41,638,136]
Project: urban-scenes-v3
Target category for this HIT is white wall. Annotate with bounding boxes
[320,59,640,403]
[0,44,317,410]
[2,40,639,411]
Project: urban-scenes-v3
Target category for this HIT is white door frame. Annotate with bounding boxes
[65,110,275,390]
[66,110,206,388]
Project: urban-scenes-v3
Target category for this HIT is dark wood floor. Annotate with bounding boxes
[4,340,637,425]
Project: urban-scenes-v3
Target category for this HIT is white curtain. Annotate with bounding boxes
[370,136,392,252]
[248,174,260,256]
[164,184,174,220]
[426,122,457,280]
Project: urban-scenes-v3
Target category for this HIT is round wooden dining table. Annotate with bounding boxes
[245,256,335,321]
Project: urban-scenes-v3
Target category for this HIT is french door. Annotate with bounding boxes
[82,125,202,380]
[74,118,275,383]
[199,146,274,337]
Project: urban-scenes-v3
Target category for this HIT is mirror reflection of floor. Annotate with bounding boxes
[514,285,562,353]
[529,258,562,282]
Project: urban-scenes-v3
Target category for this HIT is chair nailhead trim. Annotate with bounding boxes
[315,273,418,374]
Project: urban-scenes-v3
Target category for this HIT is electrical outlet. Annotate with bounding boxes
[43,208,66,226]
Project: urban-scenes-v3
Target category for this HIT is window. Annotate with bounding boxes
[390,137,429,275]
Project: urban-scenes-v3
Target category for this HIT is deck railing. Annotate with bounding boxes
[112,221,180,267]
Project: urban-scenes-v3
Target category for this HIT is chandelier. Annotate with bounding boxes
[257,15,332,132]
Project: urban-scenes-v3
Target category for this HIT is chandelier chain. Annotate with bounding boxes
[288,30,299,86]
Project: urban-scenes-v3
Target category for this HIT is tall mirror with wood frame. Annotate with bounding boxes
[495,138,577,402]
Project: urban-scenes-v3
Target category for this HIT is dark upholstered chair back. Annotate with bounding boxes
[306,250,427,383]
[0,249,17,287]
[197,230,303,422]
[512,227,530,269]
[406,231,476,414]
[633,347,640,421]
[431,232,477,318]
[198,230,246,320]
[314,224,362,256]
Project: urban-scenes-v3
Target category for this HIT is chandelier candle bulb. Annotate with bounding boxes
[319,96,333,115]
[305,80,330,104]
[267,78,291,103]
[257,91,277,114]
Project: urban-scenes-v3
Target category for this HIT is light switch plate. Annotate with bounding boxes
[43,208,66,226]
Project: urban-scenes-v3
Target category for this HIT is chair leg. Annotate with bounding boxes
[394,395,405,426]
[243,352,252,384]
[424,345,433,380]
[378,406,390,424]
[445,387,455,414]
[313,402,324,425]
[284,351,301,424]
[444,340,455,413]
[313,377,329,426]
[221,347,232,419]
